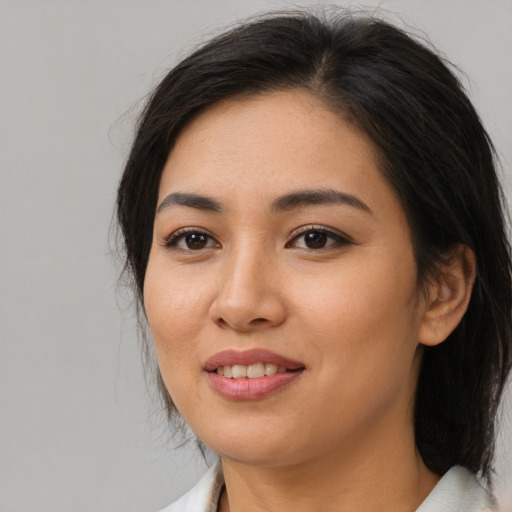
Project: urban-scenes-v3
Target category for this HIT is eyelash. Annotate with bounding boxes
[286,225,352,250]
[164,227,219,250]
[163,225,352,251]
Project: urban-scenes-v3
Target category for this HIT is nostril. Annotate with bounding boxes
[214,315,273,332]
[216,318,228,328]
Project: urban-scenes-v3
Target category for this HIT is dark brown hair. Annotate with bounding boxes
[116,9,512,482]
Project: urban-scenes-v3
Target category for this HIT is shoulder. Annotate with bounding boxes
[417,466,496,512]
[158,461,224,512]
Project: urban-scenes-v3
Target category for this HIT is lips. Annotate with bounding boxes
[204,348,304,371]
[204,349,305,400]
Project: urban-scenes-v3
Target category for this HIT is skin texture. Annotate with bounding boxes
[144,91,475,512]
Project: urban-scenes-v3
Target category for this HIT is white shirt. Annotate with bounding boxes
[160,462,496,512]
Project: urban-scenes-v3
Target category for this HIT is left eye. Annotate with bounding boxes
[165,230,219,250]
[287,229,349,250]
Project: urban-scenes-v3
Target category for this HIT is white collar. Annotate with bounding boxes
[160,462,495,512]
[159,460,223,512]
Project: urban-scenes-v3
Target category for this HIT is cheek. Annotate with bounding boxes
[297,252,416,323]
[293,266,421,435]
[144,259,208,369]
[144,263,211,415]
[292,251,420,375]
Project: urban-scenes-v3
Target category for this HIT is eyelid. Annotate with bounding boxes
[163,227,220,249]
[286,224,353,249]
[162,224,352,251]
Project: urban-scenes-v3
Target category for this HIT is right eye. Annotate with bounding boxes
[164,229,220,251]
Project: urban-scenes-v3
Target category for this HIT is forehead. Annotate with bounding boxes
[159,90,393,211]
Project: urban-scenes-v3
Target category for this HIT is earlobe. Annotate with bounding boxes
[418,244,476,347]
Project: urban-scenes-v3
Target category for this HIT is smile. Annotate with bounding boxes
[204,349,305,400]
[216,363,288,378]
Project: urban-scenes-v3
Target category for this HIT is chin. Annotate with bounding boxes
[215,444,301,468]
[195,422,305,467]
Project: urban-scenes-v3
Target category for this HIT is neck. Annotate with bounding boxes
[218,417,439,512]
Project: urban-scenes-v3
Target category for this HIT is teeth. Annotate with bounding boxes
[264,363,277,376]
[216,363,289,379]
[247,362,265,378]
[232,365,247,379]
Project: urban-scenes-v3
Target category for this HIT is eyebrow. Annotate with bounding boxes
[156,188,372,215]
[271,188,372,214]
[157,192,223,213]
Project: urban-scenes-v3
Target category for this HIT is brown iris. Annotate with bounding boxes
[186,233,208,249]
[304,231,328,249]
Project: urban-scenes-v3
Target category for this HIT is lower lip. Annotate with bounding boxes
[206,370,303,400]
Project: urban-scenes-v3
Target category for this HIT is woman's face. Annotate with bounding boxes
[144,91,428,466]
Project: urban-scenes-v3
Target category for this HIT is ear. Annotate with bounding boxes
[418,244,476,347]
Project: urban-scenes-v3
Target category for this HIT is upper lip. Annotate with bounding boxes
[203,349,305,372]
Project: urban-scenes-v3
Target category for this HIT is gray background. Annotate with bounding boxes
[1,0,511,510]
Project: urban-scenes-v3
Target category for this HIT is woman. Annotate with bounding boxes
[116,9,511,511]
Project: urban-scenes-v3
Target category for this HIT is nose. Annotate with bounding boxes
[209,245,287,332]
